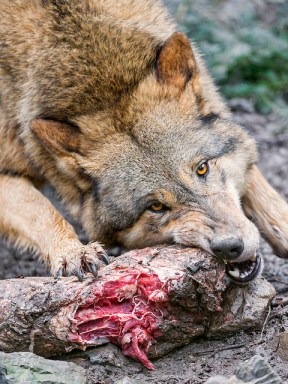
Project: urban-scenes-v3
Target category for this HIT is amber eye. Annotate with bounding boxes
[148,202,166,212]
[196,162,209,177]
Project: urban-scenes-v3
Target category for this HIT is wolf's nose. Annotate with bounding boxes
[211,237,244,260]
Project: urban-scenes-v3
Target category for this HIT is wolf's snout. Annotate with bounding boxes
[211,237,244,260]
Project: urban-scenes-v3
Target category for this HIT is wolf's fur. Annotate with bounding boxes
[0,0,287,277]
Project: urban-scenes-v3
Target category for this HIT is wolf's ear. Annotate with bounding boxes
[155,32,198,91]
[31,119,80,155]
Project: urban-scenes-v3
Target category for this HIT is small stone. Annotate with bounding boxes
[0,351,87,384]
[276,332,288,363]
[204,376,243,384]
[88,344,128,368]
[234,355,282,383]
[115,377,142,384]
[189,354,198,363]
[204,355,282,384]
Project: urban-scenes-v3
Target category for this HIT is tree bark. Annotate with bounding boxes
[0,246,274,369]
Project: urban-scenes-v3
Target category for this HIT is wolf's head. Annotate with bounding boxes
[31,32,261,283]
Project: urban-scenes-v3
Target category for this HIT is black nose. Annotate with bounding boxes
[211,237,244,260]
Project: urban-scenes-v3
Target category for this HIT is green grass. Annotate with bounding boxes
[165,0,288,115]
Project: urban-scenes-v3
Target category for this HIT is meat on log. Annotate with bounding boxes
[0,247,274,369]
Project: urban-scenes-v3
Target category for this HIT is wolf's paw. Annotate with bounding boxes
[52,242,110,281]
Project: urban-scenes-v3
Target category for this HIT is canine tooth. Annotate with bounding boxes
[228,268,240,278]
[250,253,257,262]
[240,271,250,278]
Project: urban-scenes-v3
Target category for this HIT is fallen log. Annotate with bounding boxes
[0,247,275,370]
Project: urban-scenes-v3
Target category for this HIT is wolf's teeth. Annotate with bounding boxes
[228,268,240,278]
[250,253,257,262]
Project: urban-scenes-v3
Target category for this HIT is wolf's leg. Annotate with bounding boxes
[242,165,288,258]
[0,174,107,279]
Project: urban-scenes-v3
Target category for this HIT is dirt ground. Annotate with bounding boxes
[1,101,288,383]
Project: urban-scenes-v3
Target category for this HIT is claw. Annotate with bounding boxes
[55,269,63,279]
[76,269,85,282]
[88,263,98,277]
[101,252,110,265]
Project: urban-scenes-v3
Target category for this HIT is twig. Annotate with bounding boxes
[269,278,288,287]
[259,305,271,342]
[191,343,246,356]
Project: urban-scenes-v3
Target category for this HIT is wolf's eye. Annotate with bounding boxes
[148,202,167,213]
[196,162,209,177]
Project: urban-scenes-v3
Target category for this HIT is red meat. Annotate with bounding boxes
[67,247,226,369]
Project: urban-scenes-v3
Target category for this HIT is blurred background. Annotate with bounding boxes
[164,0,288,119]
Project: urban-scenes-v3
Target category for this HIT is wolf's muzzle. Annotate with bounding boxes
[211,237,244,260]
[210,236,262,284]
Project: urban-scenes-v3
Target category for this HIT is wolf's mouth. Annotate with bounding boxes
[225,252,262,284]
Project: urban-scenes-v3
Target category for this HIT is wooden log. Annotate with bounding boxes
[0,246,274,369]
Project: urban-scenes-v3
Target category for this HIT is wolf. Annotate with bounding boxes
[0,0,287,282]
